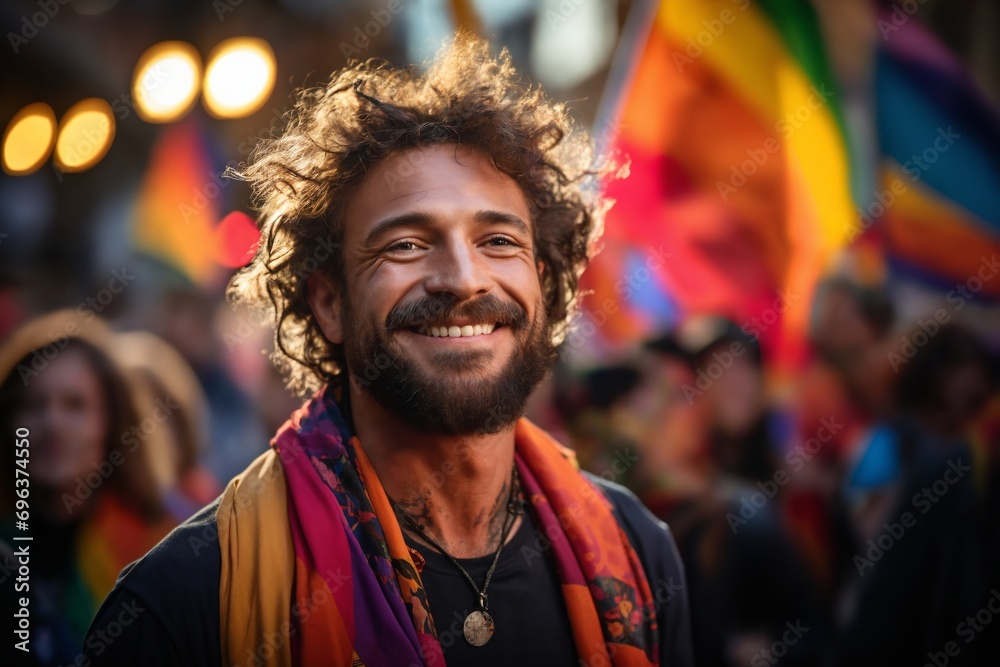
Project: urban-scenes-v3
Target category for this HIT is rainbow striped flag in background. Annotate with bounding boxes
[873,5,1000,304]
[131,120,260,289]
[582,0,1000,366]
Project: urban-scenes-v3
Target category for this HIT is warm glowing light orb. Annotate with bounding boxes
[132,41,202,123]
[54,98,116,172]
[203,37,276,119]
[2,103,57,175]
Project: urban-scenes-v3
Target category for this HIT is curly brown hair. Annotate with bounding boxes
[229,33,618,397]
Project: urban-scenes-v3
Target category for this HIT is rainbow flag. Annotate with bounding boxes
[874,6,1000,301]
[131,120,260,288]
[583,0,856,370]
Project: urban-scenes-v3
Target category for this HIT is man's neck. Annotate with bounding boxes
[347,381,521,559]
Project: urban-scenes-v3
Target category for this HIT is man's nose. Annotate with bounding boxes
[423,239,492,301]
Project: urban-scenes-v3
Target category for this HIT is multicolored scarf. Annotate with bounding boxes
[217,386,660,666]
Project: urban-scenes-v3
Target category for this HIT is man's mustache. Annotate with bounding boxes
[384,293,528,331]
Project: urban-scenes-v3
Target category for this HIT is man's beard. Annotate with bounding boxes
[341,292,557,435]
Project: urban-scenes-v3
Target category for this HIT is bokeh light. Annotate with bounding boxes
[202,37,276,119]
[132,41,202,123]
[2,103,57,176]
[54,98,116,172]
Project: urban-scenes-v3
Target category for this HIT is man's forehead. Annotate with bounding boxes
[345,144,532,231]
[379,144,516,190]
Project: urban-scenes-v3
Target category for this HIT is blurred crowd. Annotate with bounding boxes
[1,272,997,666]
[546,278,1000,666]
[0,285,302,666]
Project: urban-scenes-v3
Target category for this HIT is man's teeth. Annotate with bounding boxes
[420,323,497,337]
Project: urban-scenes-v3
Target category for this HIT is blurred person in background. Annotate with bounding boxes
[834,323,995,666]
[153,287,268,483]
[678,318,780,486]
[616,333,708,512]
[552,362,644,487]
[0,311,175,667]
[112,331,221,522]
[805,278,897,464]
[788,278,898,599]
[971,357,1000,662]
[620,320,829,667]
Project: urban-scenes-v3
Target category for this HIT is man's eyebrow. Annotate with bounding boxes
[474,210,531,237]
[364,210,531,246]
[363,212,436,247]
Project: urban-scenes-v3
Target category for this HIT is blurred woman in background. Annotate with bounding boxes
[111,331,221,522]
[0,311,175,667]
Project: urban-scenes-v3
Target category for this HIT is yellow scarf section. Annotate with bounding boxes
[217,450,295,667]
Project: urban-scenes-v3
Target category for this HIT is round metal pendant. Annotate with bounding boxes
[463,610,495,646]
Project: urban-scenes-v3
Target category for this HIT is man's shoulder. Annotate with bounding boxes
[84,499,223,665]
[106,497,223,612]
[583,472,687,595]
[583,473,694,667]
[583,473,675,545]
[132,497,221,572]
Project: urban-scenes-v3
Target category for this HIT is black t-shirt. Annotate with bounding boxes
[406,507,578,665]
[82,474,694,667]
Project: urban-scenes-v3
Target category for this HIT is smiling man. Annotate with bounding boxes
[84,35,693,667]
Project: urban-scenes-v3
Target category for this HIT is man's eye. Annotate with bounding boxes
[385,241,418,252]
[486,236,517,247]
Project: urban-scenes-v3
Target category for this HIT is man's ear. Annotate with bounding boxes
[306,271,344,344]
